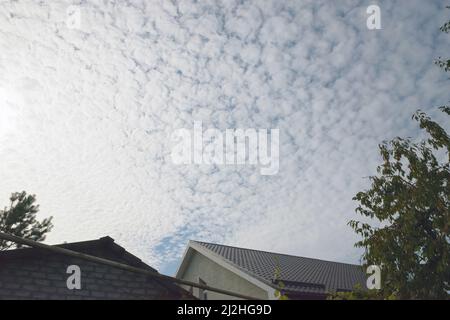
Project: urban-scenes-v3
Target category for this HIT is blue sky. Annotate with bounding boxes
[0,0,449,275]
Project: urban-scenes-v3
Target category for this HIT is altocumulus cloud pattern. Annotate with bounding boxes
[0,0,449,274]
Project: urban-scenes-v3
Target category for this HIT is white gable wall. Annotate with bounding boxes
[178,249,269,300]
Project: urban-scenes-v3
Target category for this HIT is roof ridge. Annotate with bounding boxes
[192,240,362,268]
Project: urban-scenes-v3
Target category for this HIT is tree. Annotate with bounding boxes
[328,284,390,300]
[347,13,450,300]
[273,258,289,300]
[349,106,450,299]
[435,7,450,72]
[0,191,53,250]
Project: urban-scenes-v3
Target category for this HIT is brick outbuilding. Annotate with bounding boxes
[0,236,193,300]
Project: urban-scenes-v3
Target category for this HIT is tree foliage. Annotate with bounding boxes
[435,7,450,72]
[346,14,450,300]
[349,106,449,299]
[328,284,392,300]
[0,191,53,250]
[273,259,289,300]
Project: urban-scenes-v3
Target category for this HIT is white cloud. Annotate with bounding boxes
[0,0,449,274]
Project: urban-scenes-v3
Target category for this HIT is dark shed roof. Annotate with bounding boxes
[0,236,156,271]
[0,236,193,299]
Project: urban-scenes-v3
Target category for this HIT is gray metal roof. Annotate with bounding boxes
[193,241,366,295]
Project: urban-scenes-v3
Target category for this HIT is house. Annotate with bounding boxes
[176,241,367,300]
[0,236,193,300]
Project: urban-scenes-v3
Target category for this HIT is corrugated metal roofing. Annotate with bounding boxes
[194,241,366,294]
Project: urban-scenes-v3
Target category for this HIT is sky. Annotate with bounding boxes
[0,0,449,275]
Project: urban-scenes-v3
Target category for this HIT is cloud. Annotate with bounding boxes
[0,0,449,274]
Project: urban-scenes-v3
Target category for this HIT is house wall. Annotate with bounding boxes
[178,250,268,300]
[0,252,187,300]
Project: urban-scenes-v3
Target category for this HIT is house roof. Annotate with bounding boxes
[0,236,195,299]
[0,236,156,272]
[191,241,366,295]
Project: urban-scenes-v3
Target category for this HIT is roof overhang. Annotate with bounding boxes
[175,241,278,299]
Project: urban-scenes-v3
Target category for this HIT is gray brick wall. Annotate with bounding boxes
[0,253,185,300]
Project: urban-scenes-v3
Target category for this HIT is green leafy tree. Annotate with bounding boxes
[347,13,450,300]
[0,191,53,250]
[349,107,450,299]
[273,258,289,300]
[435,6,450,72]
[328,284,391,300]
